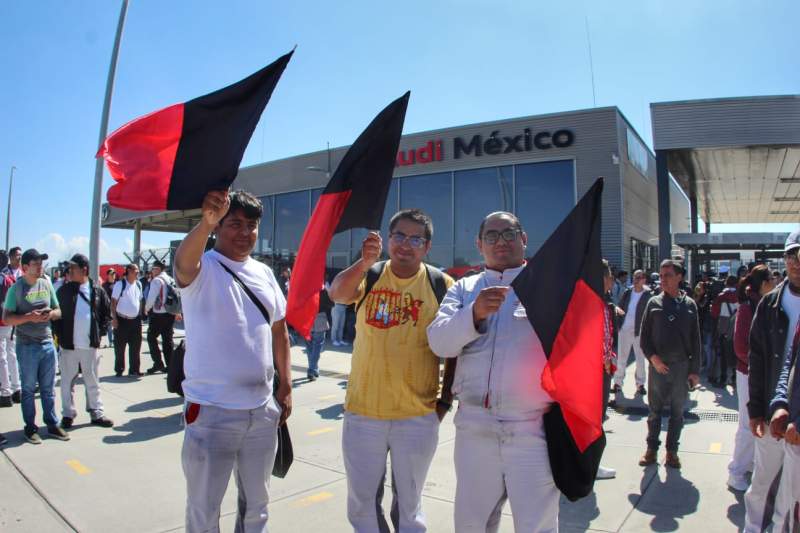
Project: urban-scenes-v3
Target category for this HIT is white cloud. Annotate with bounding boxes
[35,233,125,265]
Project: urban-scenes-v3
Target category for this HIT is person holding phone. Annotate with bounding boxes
[2,249,66,445]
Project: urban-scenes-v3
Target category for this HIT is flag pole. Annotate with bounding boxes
[5,165,16,250]
[90,0,129,271]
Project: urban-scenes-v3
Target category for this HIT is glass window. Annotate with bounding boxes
[274,191,309,255]
[514,160,575,256]
[425,245,453,269]
[311,189,350,252]
[258,195,275,255]
[627,128,651,177]
[453,166,512,267]
[399,172,452,245]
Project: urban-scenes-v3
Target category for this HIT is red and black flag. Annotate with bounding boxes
[511,178,606,501]
[286,92,410,339]
[98,51,293,211]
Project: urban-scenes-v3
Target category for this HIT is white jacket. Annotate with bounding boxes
[427,264,553,420]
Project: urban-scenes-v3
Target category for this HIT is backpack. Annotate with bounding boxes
[167,340,186,396]
[356,260,449,313]
[162,277,182,315]
[716,300,738,338]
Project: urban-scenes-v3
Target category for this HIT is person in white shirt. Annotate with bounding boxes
[53,254,113,429]
[613,270,652,396]
[110,264,143,377]
[427,212,559,532]
[174,189,292,533]
[2,247,23,280]
[144,261,181,374]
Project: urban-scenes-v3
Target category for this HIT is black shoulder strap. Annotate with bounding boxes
[121,278,127,291]
[424,264,448,305]
[218,261,271,325]
[356,261,386,313]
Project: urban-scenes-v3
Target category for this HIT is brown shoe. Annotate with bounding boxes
[638,449,657,466]
[665,452,681,469]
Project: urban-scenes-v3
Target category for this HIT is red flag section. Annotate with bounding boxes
[99,51,293,211]
[286,92,410,338]
[511,178,605,501]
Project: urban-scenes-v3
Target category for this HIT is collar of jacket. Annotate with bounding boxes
[769,280,790,310]
[484,262,526,284]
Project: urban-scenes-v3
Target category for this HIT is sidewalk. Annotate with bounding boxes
[0,337,747,532]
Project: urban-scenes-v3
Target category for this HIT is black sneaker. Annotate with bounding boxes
[128,371,144,377]
[612,384,622,394]
[61,417,74,429]
[307,374,318,382]
[146,365,166,375]
[0,395,12,407]
[11,390,21,403]
[91,416,114,428]
[0,433,7,446]
[24,429,42,445]
[637,385,647,396]
[47,426,70,441]
[115,371,123,377]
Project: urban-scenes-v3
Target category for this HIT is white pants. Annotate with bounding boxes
[182,401,280,533]
[342,411,439,533]
[614,328,646,387]
[0,326,19,396]
[453,406,558,533]
[59,347,104,419]
[774,442,800,533]
[728,371,754,480]
[744,427,792,532]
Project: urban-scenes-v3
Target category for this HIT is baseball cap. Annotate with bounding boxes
[68,253,90,270]
[785,230,800,253]
[21,248,49,265]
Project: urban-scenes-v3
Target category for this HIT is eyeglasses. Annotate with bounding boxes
[482,228,521,245]
[389,232,427,249]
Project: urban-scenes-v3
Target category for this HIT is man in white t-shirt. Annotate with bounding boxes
[110,264,143,377]
[144,261,180,374]
[613,270,652,396]
[52,254,113,429]
[174,189,292,533]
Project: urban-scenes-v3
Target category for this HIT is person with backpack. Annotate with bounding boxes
[111,264,144,377]
[329,208,454,532]
[711,275,740,387]
[52,254,114,430]
[144,261,181,374]
[427,211,561,531]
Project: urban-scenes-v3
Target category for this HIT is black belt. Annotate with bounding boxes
[117,314,139,320]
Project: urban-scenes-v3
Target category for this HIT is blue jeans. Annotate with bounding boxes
[306,331,325,377]
[17,340,59,431]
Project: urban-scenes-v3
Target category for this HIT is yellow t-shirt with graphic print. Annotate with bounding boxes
[344,261,454,419]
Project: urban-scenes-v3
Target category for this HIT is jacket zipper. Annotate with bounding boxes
[484,273,503,409]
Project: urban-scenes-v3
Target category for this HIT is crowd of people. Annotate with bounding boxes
[0,189,798,532]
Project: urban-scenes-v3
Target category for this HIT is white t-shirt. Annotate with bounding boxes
[621,289,644,331]
[180,249,287,410]
[111,278,142,319]
[73,282,92,349]
[781,286,800,360]
[146,273,173,314]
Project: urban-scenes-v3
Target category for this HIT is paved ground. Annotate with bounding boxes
[0,332,747,532]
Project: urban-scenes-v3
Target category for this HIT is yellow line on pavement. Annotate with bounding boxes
[709,442,722,453]
[292,491,334,508]
[66,459,91,475]
[307,427,335,436]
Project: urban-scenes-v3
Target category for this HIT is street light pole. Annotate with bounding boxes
[5,165,15,250]
[90,0,129,271]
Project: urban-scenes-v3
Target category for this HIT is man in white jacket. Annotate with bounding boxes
[427,211,558,533]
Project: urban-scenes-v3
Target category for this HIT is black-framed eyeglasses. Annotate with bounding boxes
[482,228,521,245]
[389,232,427,249]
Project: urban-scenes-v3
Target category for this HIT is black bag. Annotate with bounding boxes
[167,340,186,396]
[219,260,293,478]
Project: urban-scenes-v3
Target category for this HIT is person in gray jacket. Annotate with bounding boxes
[614,270,652,396]
[638,259,701,469]
[427,211,558,533]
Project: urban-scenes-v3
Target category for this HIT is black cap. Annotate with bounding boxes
[68,253,90,270]
[152,260,166,269]
[21,248,49,265]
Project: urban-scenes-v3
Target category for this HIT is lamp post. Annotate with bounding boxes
[5,165,15,250]
[89,0,128,271]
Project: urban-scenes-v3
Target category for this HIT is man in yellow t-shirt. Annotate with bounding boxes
[329,208,454,532]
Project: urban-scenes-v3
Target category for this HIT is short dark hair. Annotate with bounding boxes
[152,261,166,270]
[388,209,433,241]
[616,270,628,279]
[478,211,524,239]
[220,190,262,223]
[9,247,21,256]
[725,275,738,288]
[659,259,684,276]
[125,263,139,275]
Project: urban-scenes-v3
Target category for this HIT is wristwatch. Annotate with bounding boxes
[436,399,453,412]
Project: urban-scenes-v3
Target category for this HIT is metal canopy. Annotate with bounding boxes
[102,206,202,233]
[674,232,788,250]
[652,95,800,225]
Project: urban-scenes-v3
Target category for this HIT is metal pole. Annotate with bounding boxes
[5,166,15,250]
[90,0,129,270]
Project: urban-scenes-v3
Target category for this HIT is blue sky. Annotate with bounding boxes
[1,0,798,264]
